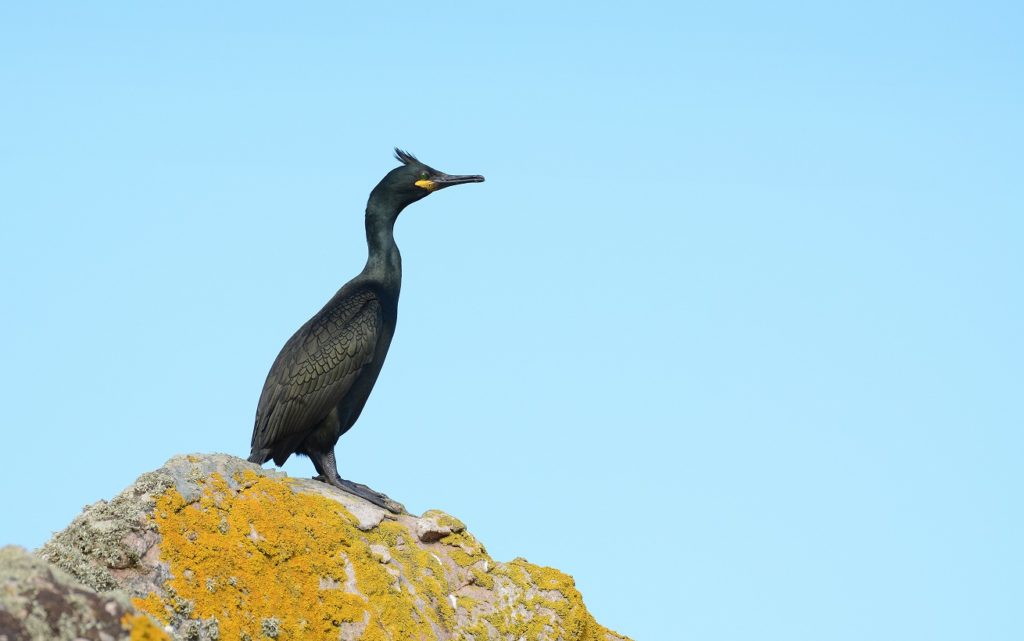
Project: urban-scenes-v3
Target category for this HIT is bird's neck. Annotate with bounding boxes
[362,200,403,289]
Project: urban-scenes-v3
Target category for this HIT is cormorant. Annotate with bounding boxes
[248,149,484,512]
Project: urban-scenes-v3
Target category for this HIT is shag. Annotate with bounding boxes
[248,149,484,512]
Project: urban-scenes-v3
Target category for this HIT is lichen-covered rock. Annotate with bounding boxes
[35,453,630,641]
[415,510,467,543]
[0,545,168,641]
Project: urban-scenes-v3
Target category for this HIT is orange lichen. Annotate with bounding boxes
[130,593,169,624]
[133,472,452,641]
[121,613,171,641]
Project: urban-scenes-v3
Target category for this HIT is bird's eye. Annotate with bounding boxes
[419,171,429,179]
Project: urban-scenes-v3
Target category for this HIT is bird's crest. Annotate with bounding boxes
[394,148,419,165]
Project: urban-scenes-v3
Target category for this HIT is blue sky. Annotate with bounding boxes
[1,3,1021,640]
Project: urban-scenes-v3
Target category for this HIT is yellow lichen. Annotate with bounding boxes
[441,530,489,568]
[469,566,494,589]
[134,472,453,641]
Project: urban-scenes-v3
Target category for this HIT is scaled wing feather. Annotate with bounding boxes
[252,291,382,451]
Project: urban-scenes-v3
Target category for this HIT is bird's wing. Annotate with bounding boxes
[251,289,382,452]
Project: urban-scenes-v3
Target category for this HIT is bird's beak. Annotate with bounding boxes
[430,172,486,190]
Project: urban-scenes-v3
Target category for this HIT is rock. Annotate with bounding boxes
[368,544,391,564]
[415,509,467,543]
[0,545,167,641]
[17,453,630,641]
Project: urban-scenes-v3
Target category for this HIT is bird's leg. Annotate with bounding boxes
[309,455,327,483]
[308,449,405,514]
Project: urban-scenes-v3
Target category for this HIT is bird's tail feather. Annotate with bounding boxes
[247,450,269,464]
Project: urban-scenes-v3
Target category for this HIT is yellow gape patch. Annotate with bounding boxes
[415,179,437,191]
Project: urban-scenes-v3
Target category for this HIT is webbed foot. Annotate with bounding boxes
[311,474,404,513]
[308,450,406,514]
[330,477,405,514]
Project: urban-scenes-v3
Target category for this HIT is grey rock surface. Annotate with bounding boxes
[415,509,466,542]
[0,545,132,641]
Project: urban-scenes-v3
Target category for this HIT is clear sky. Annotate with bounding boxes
[1,3,1021,640]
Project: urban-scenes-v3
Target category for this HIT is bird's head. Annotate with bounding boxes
[370,148,485,211]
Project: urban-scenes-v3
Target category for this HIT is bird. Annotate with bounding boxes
[248,149,484,513]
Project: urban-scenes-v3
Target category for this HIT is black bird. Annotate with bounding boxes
[248,149,484,512]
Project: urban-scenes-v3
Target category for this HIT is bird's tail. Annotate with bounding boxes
[247,450,269,465]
